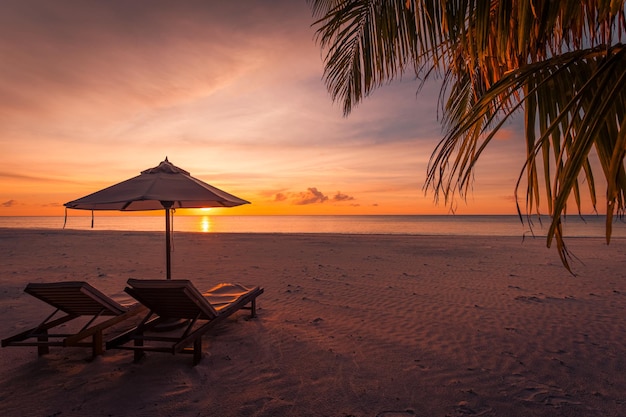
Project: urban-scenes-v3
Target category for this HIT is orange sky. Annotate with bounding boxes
[0,1,600,217]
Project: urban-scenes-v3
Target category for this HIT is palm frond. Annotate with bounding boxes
[309,0,626,270]
[425,45,626,268]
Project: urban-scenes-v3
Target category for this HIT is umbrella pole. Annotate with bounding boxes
[163,201,174,280]
[157,201,190,330]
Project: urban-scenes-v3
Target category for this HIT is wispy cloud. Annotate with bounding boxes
[0,172,58,182]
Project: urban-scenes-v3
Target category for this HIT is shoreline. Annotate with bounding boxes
[2,225,624,239]
[2,213,625,238]
[1,229,625,416]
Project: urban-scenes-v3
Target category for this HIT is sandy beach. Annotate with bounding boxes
[1,228,625,417]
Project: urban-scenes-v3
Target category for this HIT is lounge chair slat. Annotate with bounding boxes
[112,345,175,354]
[24,282,127,316]
[3,341,65,347]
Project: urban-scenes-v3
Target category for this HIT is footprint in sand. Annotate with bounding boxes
[376,411,415,417]
[517,387,581,406]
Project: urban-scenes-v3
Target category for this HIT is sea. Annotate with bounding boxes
[1,215,625,238]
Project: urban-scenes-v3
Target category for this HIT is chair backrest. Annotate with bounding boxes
[125,279,219,320]
[25,281,127,316]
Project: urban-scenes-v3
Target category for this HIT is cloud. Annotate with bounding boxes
[2,200,16,207]
[332,192,354,202]
[274,188,357,205]
[295,187,328,205]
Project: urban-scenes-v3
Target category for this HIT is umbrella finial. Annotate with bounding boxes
[141,158,190,175]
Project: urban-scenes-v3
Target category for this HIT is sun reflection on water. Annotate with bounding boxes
[199,216,212,233]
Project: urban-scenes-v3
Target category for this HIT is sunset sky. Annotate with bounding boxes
[0,0,584,216]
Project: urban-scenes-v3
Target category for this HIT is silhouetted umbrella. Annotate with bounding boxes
[64,158,249,279]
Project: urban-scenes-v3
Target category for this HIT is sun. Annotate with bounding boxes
[183,208,212,216]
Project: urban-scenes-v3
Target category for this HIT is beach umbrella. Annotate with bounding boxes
[64,157,250,279]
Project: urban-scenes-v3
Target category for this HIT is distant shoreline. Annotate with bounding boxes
[0,214,623,238]
[1,226,624,243]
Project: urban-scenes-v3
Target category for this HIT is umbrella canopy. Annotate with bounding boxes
[64,157,249,211]
[64,158,249,278]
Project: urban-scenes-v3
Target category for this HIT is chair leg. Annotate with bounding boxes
[37,330,49,356]
[250,299,257,318]
[134,350,145,362]
[92,331,104,357]
[193,338,202,366]
[133,332,145,362]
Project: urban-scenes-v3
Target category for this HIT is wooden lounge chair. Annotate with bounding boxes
[1,281,145,358]
[106,279,264,365]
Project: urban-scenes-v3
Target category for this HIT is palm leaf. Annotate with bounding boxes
[309,0,626,270]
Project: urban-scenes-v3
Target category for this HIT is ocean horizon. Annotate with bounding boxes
[0,214,624,238]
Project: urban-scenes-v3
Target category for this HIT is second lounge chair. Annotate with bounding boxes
[106,279,264,365]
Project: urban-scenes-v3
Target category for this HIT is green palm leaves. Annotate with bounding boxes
[310,0,626,269]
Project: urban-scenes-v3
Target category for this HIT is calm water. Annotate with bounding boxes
[0,215,625,238]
